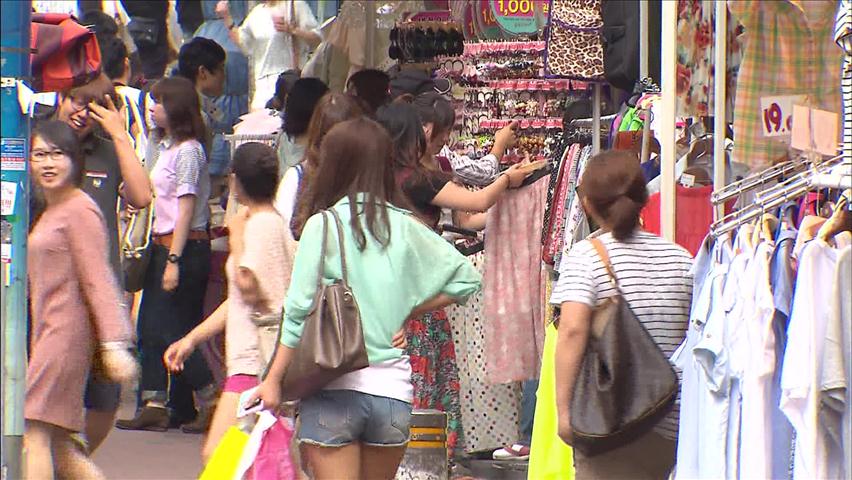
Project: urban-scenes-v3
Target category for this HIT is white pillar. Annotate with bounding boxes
[713,0,728,221]
[659,0,678,241]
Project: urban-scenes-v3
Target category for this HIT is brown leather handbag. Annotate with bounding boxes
[568,238,678,456]
[264,209,370,401]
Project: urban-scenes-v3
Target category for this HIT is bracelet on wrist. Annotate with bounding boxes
[100,341,130,352]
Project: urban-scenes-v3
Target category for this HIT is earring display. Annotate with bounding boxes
[440,40,597,167]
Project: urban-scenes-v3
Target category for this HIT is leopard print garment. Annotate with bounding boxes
[545,0,605,80]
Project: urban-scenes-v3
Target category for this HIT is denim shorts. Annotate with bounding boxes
[297,390,412,447]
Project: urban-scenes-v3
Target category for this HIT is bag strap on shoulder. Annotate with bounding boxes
[327,208,350,285]
[589,237,620,291]
[317,209,351,287]
[317,212,329,287]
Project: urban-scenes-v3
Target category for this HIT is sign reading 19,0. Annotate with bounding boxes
[490,0,542,35]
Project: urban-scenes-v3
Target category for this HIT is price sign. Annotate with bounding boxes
[475,0,502,39]
[491,0,538,35]
[760,95,805,137]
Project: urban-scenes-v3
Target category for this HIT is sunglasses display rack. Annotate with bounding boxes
[389,21,466,64]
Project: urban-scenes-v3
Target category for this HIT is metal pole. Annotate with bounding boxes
[1,2,31,479]
[365,1,376,68]
[639,0,648,79]
[659,0,677,241]
[592,83,601,154]
[713,0,728,221]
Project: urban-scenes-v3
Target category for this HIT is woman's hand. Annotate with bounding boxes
[274,17,295,34]
[503,163,528,188]
[163,336,196,373]
[392,329,407,349]
[245,379,282,413]
[215,0,230,19]
[89,95,127,141]
[557,410,574,445]
[494,122,518,150]
[162,262,179,292]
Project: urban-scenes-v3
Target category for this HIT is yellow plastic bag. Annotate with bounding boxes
[199,426,250,480]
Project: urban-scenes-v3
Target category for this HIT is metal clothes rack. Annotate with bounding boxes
[710,160,808,206]
[710,156,848,237]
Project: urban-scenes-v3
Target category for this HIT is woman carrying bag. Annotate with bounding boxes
[551,150,693,479]
[248,117,482,480]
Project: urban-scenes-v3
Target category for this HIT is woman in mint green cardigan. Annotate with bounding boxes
[250,117,482,480]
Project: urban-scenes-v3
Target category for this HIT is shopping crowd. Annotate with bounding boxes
[23,1,696,479]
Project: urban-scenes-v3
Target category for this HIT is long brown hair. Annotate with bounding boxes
[577,150,648,240]
[301,117,403,250]
[291,93,365,238]
[150,76,207,144]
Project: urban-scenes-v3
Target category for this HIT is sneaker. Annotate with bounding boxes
[115,405,170,432]
[492,444,531,461]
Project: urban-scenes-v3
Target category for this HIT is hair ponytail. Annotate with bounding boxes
[578,150,648,241]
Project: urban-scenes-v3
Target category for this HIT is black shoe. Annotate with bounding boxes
[115,405,170,432]
[179,403,215,434]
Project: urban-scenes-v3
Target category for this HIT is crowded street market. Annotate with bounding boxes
[0,0,850,479]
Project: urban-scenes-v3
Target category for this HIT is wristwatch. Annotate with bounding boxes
[167,254,181,264]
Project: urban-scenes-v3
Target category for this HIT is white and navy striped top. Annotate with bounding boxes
[550,229,694,439]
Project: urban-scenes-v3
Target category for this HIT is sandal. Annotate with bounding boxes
[492,444,531,461]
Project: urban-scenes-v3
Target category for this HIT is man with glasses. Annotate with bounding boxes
[33,71,152,453]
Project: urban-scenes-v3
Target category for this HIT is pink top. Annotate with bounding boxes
[150,138,211,235]
[225,210,296,376]
[26,191,132,431]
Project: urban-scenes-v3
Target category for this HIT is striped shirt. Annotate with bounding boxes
[550,230,694,439]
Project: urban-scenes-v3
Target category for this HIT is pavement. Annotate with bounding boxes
[93,429,203,480]
[91,387,204,480]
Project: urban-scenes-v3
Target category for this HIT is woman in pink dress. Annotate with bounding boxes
[25,120,136,479]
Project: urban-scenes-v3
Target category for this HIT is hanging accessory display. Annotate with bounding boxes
[566,238,678,456]
[263,209,369,402]
[389,21,465,63]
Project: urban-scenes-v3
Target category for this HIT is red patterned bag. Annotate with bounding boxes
[30,13,101,92]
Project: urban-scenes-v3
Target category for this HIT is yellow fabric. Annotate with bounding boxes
[199,427,249,480]
[527,322,575,480]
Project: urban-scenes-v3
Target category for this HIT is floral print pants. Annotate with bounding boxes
[405,308,463,454]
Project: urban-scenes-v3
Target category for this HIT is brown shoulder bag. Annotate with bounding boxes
[568,238,678,456]
[264,209,370,401]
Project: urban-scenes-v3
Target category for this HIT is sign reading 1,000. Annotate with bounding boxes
[495,0,535,16]
[491,0,539,35]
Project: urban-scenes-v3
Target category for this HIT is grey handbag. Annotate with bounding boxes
[263,209,370,401]
[568,238,678,456]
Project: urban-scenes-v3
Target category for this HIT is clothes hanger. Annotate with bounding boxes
[816,189,852,244]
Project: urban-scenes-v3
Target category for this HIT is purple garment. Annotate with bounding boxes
[150,139,211,235]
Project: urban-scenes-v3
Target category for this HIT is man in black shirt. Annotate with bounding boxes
[121,0,171,80]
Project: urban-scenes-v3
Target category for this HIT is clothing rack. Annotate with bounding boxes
[710,160,808,206]
[710,156,847,237]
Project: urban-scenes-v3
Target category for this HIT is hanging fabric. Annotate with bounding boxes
[728,0,842,168]
[544,0,605,81]
[483,177,548,384]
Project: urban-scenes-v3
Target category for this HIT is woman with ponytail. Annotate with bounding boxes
[550,150,693,479]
